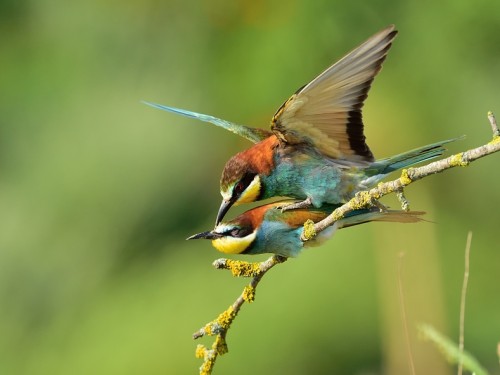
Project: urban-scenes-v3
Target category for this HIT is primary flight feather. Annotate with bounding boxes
[146,25,456,225]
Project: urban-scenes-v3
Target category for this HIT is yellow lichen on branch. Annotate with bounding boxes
[242,285,256,302]
[449,153,469,167]
[400,168,413,185]
[214,335,228,355]
[302,219,316,239]
[213,258,262,277]
[216,306,236,329]
[489,136,500,145]
[194,112,500,374]
[303,112,500,242]
[195,344,217,375]
[195,344,206,359]
[227,260,261,277]
[194,255,287,374]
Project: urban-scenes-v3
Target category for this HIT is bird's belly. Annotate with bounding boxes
[268,158,366,206]
[252,223,304,257]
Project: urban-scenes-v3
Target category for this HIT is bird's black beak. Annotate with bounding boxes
[215,198,232,226]
[186,231,220,240]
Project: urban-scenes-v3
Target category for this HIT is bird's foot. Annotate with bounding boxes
[279,197,313,212]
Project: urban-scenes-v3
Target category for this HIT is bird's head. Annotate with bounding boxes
[188,215,259,255]
[188,203,276,254]
[217,155,263,225]
[189,201,327,257]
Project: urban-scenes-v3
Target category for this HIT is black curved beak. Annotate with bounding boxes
[215,199,232,226]
[186,231,220,240]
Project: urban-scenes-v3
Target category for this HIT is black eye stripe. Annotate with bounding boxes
[234,173,257,195]
[225,227,253,238]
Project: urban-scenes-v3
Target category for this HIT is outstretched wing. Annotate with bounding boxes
[144,101,272,144]
[271,25,398,162]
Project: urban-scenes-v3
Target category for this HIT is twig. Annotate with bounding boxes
[193,255,287,374]
[396,188,410,212]
[397,252,416,375]
[458,231,473,375]
[195,112,500,374]
[488,111,500,137]
[302,112,500,241]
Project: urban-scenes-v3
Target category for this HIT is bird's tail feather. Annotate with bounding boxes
[305,208,424,249]
[369,136,463,176]
[142,101,272,143]
[338,209,425,229]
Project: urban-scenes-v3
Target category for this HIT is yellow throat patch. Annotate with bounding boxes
[234,175,261,205]
[211,231,257,254]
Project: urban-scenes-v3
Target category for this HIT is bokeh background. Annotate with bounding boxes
[1,0,500,374]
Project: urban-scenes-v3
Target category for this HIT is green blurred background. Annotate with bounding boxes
[1,0,500,374]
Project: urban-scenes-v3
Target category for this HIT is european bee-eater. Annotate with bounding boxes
[187,201,423,257]
[146,25,456,225]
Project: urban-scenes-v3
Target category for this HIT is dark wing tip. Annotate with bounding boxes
[346,110,374,161]
[345,27,398,162]
[270,25,399,161]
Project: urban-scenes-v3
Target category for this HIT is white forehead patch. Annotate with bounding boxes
[221,190,232,202]
[213,224,234,234]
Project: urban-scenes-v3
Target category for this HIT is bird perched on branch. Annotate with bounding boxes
[187,201,423,257]
[146,25,456,225]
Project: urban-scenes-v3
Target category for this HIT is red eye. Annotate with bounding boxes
[235,182,244,193]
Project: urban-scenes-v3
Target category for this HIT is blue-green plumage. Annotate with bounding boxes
[257,138,458,208]
[188,201,424,257]
[249,220,304,257]
[146,25,459,226]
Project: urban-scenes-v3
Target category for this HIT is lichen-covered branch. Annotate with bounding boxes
[301,112,500,241]
[193,112,500,374]
[193,255,287,374]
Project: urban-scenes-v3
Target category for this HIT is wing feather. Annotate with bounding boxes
[271,25,398,161]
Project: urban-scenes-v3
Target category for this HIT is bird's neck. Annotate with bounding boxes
[239,135,279,176]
